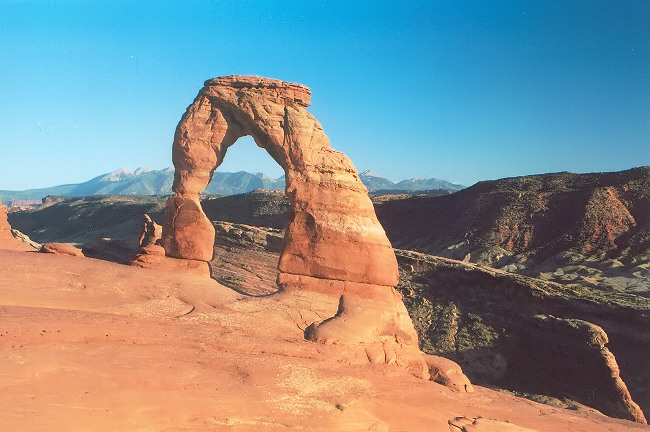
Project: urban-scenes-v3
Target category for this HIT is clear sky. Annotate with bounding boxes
[1,0,648,190]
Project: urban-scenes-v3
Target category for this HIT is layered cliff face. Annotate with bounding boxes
[375,167,650,295]
[394,250,648,423]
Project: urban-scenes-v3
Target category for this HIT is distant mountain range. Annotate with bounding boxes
[0,167,465,203]
[359,170,465,192]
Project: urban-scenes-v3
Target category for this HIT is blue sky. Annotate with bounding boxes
[1,0,648,190]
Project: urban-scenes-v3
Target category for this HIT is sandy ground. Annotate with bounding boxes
[1,249,647,431]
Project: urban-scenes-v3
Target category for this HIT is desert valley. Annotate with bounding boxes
[1,76,648,431]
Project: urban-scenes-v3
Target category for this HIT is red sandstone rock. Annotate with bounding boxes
[160,75,419,374]
[0,199,33,250]
[138,213,162,248]
[301,282,429,379]
[129,253,211,278]
[138,244,166,256]
[40,242,84,257]
[163,75,397,286]
[423,354,474,393]
[161,194,215,261]
[448,416,537,431]
[1,248,640,431]
[0,200,14,242]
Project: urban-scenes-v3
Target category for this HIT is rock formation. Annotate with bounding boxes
[138,214,162,248]
[0,199,34,250]
[162,75,397,284]
[161,75,423,372]
[137,213,164,256]
[396,249,648,423]
[523,316,646,423]
[132,210,208,277]
[423,354,474,393]
[40,242,84,257]
[0,199,13,243]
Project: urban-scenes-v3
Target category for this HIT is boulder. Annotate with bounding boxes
[139,213,162,248]
[423,354,474,393]
[40,242,84,257]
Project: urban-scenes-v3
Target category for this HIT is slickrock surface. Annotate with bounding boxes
[129,253,211,278]
[1,248,647,431]
[7,189,649,422]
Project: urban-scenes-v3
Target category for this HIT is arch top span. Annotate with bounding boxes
[161,75,399,288]
[204,75,312,107]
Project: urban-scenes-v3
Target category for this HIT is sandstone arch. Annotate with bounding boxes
[160,76,427,376]
[161,75,398,287]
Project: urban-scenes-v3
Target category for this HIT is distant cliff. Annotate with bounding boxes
[375,167,650,293]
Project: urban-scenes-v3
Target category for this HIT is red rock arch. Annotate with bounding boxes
[161,75,398,287]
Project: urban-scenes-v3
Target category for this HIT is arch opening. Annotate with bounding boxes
[215,135,284,182]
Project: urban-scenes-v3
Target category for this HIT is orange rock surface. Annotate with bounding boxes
[0,249,646,431]
[0,199,34,251]
[162,75,397,287]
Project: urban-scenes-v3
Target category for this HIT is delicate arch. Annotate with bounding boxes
[161,75,398,287]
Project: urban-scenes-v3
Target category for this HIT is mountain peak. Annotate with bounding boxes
[100,168,135,182]
[133,167,154,176]
[360,170,383,178]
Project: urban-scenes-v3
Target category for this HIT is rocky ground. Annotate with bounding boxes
[2,248,648,431]
[200,225,650,423]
